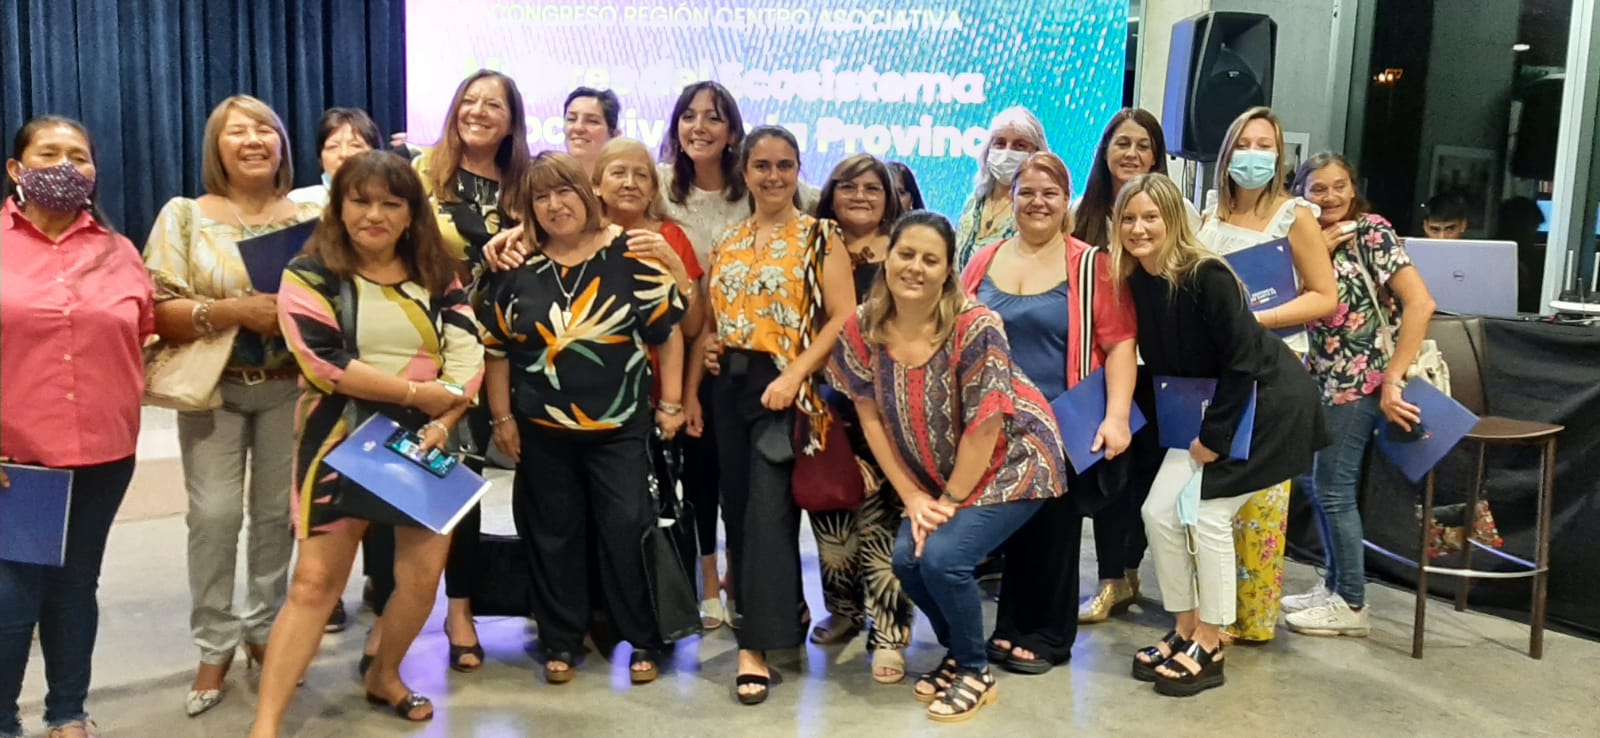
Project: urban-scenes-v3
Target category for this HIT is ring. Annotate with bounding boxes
[916,513,926,523]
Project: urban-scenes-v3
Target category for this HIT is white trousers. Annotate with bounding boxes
[1141,449,1252,626]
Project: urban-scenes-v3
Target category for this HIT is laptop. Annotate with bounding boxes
[1401,238,1518,317]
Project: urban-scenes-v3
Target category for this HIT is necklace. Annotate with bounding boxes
[550,254,593,324]
[227,200,282,239]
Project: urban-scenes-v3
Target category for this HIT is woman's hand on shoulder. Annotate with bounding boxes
[483,225,530,272]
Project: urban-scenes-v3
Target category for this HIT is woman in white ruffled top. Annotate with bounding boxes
[1193,106,1337,644]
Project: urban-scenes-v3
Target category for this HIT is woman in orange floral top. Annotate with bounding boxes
[697,126,855,705]
[478,152,684,685]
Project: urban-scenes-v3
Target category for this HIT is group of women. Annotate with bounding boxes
[0,64,1439,736]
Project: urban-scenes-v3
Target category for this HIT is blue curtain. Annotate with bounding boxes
[0,0,406,243]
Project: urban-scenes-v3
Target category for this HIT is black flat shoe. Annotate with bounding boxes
[449,642,485,673]
[1133,630,1189,682]
[1002,649,1055,675]
[325,601,349,634]
[1153,641,1226,697]
[365,690,433,721]
[735,672,770,705]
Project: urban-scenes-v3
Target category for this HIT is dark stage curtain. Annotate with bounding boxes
[1289,318,1600,637]
[1,0,406,243]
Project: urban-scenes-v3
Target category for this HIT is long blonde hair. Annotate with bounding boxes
[1213,106,1288,218]
[1111,174,1243,298]
[860,211,968,348]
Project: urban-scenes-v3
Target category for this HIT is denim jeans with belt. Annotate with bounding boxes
[1308,394,1383,608]
[892,500,1042,670]
[0,458,134,735]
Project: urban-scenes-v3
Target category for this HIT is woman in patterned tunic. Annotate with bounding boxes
[830,211,1066,722]
[250,151,483,733]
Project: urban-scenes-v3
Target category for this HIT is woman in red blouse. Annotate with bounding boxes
[0,116,155,738]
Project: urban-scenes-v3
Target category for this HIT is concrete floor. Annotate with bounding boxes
[14,469,1593,737]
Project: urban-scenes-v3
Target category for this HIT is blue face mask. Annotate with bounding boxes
[1227,150,1279,190]
[321,172,332,189]
[1176,460,1203,528]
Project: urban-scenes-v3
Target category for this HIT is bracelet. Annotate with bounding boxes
[191,298,217,336]
[658,401,684,415]
[939,492,965,506]
[422,420,448,436]
[489,414,515,427]
[1384,378,1407,388]
[404,381,417,407]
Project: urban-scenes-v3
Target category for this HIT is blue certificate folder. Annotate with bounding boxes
[0,464,73,566]
[1153,376,1256,460]
[1049,368,1148,475]
[322,414,489,535]
[238,220,317,293]
[1375,380,1480,483]
[1223,238,1302,340]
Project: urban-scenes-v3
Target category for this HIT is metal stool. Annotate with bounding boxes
[1364,316,1562,659]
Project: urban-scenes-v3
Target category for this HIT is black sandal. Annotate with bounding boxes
[1153,641,1226,697]
[913,654,960,704]
[1132,630,1189,682]
[735,672,771,705]
[630,649,659,684]
[449,642,485,673]
[927,667,998,723]
[544,651,576,685]
[357,653,375,678]
[364,690,433,722]
[1002,646,1055,675]
[985,639,1010,664]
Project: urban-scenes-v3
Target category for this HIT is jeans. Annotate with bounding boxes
[1308,395,1382,608]
[0,458,134,734]
[892,500,1042,670]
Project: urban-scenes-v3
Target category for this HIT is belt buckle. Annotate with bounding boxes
[240,368,267,386]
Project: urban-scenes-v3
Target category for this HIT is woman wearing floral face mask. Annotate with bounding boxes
[952,106,1049,270]
[0,116,155,738]
[1194,106,1337,644]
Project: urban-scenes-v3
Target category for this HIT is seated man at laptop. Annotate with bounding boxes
[1420,192,1471,240]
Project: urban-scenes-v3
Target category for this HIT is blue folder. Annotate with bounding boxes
[323,414,490,535]
[1153,376,1256,460]
[1049,368,1149,475]
[1374,381,1480,483]
[0,464,73,567]
[238,220,317,293]
[1223,238,1302,340]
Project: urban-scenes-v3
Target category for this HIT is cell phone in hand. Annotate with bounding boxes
[384,429,458,478]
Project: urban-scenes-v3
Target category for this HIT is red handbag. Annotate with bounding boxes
[791,408,866,512]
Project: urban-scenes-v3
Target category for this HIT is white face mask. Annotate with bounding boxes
[986,148,1030,184]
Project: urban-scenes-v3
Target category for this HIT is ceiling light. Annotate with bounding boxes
[1513,43,1532,52]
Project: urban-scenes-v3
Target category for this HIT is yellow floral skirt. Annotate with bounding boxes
[1225,480,1291,642]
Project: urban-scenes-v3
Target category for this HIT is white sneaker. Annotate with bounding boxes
[1285,594,1370,637]
[1280,581,1332,614]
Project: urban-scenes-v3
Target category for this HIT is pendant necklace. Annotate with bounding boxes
[551,256,592,325]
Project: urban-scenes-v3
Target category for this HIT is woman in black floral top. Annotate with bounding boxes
[479,152,685,684]
[1284,153,1437,637]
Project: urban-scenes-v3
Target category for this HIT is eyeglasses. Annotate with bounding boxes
[837,183,885,198]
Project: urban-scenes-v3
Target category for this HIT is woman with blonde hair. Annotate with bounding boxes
[1195,106,1338,643]
[143,94,323,717]
[1114,173,1327,696]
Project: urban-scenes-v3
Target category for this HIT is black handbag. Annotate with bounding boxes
[469,533,538,618]
[642,431,702,643]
